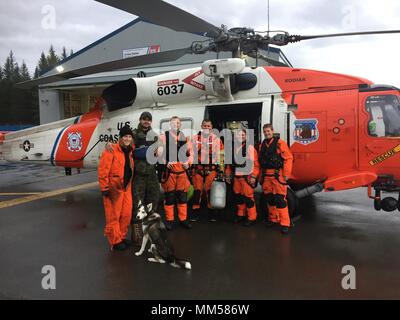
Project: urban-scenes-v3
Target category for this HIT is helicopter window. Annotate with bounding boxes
[366,95,400,137]
[160,117,193,134]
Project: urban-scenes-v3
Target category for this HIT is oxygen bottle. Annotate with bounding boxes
[210,176,226,209]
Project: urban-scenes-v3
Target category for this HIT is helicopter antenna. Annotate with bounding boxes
[267,0,270,35]
[266,0,270,64]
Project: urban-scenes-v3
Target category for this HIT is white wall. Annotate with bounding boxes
[39,89,62,124]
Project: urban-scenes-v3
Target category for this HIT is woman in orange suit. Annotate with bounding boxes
[98,125,134,251]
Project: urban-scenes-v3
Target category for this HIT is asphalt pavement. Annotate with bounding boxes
[1,160,399,299]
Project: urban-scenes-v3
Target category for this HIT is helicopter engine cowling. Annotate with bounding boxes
[101,59,250,110]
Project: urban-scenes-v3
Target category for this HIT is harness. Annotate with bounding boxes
[259,138,287,185]
[157,130,191,183]
[232,142,249,170]
[259,138,284,170]
[193,132,218,176]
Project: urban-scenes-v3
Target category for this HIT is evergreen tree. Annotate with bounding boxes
[20,61,31,81]
[34,66,39,79]
[13,63,21,83]
[46,45,59,67]
[3,50,18,81]
[38,51,48,75]
[0,65,3,80]
[61,46,68,60]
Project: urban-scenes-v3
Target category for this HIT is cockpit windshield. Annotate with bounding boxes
[366,94,400,137]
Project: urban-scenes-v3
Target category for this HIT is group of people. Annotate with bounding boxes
[98,112,293,251]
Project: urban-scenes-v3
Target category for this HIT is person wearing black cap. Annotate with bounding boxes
[98,125,134,251]
[130,112,161,244]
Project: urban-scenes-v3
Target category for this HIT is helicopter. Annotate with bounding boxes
[1,0,400,215]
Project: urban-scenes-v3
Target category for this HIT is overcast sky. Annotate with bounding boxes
[1,0,399,87]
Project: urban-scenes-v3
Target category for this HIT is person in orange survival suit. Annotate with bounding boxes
[258,123,293,235]
[98,125,134,251]
[158,116,194,230]
[226,128,260,227]
[190,119,224,222]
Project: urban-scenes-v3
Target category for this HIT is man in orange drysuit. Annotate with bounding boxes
[191,119,224,222]
[158,116,193,230]
[226,129,260,226]
[98,125,134,250]
[258,123,293,235]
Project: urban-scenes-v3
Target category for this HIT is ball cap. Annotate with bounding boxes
[140,111,152,120]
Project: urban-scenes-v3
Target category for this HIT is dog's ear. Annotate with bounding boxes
[137,200,142,208]
[146,203,153,213]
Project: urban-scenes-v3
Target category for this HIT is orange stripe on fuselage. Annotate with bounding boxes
[0,132,5,144]
[55,109,102,168]
[265,67,372,94]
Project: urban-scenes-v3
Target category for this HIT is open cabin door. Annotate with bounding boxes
[205,102,263,146]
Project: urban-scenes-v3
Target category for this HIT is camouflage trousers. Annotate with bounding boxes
[132,172,160,214]
[131,172,160,248]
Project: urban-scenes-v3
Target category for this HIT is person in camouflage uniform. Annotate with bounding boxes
[131,111,160,213]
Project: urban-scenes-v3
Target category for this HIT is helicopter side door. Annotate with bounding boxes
[358,91,400,182]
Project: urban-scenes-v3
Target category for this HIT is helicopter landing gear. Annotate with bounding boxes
[373,189,381,211]
[65,167,72,176]
[369,184,400,212]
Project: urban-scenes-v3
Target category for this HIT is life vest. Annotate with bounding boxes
[194,132,217,171]
[232,142,248,169]
[259,138,284,169]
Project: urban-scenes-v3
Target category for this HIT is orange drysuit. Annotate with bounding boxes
[258,138,293,227]
[159,130,193,222]
[98,143,134,246]
[192,132,224,210]
[227,143,260,221]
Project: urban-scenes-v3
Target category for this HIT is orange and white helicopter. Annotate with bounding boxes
[1,0,400,214]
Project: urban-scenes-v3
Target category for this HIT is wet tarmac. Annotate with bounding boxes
[1,160,400,300]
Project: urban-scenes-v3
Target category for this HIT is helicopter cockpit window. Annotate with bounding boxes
[366,95,400,137]
[160,118,193,135]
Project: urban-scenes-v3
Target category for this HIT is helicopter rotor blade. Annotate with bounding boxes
[288,30,400,43]
[95,0,221,38]
[16,47,190,89]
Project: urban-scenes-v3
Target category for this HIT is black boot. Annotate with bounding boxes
[190,209,200,222]
[233,215,246,223]
[165,220,174,231]
[180,220,192,229]
[265,220,276,227]
[244,219,256,227]
[281,226,290,235]
[112,241,128,251]
[208,209,217,222]
[123,239,132,247]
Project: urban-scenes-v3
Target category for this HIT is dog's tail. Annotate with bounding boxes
[170,259,191,270]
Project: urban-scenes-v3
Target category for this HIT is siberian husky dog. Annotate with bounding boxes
[134,201,191,270]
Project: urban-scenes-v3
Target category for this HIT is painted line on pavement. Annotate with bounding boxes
[0,182,99,209]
